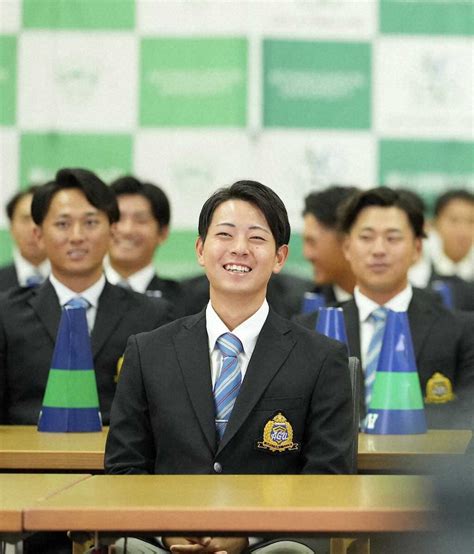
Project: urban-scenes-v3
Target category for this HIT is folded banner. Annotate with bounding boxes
[38,302,102,432]
[364,310,427,435]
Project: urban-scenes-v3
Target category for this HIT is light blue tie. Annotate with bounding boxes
[25,274,43,288]
[214,332,243,441]
[364,307,388,408]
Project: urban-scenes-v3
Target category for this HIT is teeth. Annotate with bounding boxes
[225,264,250,273]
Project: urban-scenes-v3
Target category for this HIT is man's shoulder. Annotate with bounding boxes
[133,310,205,344]
[0,264,18,290]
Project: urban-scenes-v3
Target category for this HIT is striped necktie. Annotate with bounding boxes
[214,332,243,441]
[364,307,388,408]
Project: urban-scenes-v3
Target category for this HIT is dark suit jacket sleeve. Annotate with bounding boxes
[454,311,474,426]
[300,339,352,474]
[105,334,156,474]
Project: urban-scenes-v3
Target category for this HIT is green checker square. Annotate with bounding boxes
[370,372,424,411]
[20,133,132,186]
[379,140,474,214]
[380,0,473,36]
[23,0,135,30]
[0,36,17,125]
[43,369,99,408]
[0,230,13,266]
[140,37,248,127]
[263,40,371,129]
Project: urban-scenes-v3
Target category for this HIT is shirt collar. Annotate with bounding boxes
[354,284,413,323]
[206,299,270,358]
[13,249,50,285]
[333,284,352,303]
[49,273,106,309]
[104,259,156,293]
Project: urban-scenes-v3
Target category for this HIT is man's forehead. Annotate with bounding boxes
[354,206,410,227]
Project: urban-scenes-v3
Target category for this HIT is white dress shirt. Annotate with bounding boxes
[13,249,50,286]
[49,273,106,333]
[206,299,269,388]
[333,284,353,303]
[354,284,413,369]
[104,259,156,293]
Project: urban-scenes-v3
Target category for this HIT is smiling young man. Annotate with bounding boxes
[0,168,173,427]
[297,187,474,429]
[106,176,183,314]
[105,180,352,554]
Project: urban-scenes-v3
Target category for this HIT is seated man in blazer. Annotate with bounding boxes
[296,187,474,430]
[0,168,173,426]
[0,186,50,291]
[105,180,353,554]
[105,176,184,316]
[302,185,358,305]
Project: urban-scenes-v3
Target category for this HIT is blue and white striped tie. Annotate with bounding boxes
[364,307,388,409]
[214,332,243,441]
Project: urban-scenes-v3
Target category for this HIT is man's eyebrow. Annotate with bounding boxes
[215,222,271,234]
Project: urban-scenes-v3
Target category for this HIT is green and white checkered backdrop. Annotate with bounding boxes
[1,0,473,278]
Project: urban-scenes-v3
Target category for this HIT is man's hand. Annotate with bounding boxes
[163,536,248,553]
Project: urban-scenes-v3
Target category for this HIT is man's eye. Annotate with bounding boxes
[85,219,99,227]
[250,236,265,241]
[55,221,68,229]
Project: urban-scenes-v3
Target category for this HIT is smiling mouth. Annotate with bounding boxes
[68,249,88,260]
[224,264,251,274]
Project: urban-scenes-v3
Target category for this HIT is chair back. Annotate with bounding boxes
[348,356,361,474]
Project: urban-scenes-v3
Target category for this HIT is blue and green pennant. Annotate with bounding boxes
[364,310,427,435]
[38,302,102,432]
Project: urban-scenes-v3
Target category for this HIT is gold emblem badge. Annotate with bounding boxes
[257,412,299,453]
[114,355,124,383]
[425,372,455,404]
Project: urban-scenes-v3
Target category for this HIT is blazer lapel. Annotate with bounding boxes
[217,310,296,453]
[407,289,437,359]
[173,311,217,453]
[28,280,61,343]
[92,283,129,357]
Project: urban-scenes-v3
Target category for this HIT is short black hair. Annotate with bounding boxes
[198,180,290,248]
[395,188,426,216]
[339,186,426,239]
[434,189,474,218]
[110,175,170,227]
[31,168,120,226]
[303,185,358,229]
[6,185,41,221]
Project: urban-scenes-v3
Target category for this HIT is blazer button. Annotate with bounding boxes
[213,462,222,473]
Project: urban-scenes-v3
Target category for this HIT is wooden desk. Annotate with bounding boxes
[24,474,435,534]
[358,429,472,473]
[0,425,107,470]
[1,426,471,473]
[0,473,89,532]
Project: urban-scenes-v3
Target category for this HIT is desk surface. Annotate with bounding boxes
[0,426,471,473]
[24,474,435,534]
[0,473,88,532]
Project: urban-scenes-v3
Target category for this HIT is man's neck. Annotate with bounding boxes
[109,260,149,279]
[358,281,408,306]
[51,269,104,293]
[210,292,265,331]
[336,273,356,295]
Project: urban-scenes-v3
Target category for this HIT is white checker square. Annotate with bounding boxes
[134,130,254,229]
[18,31,137,131]
[375,36,474,139]
[0,0,21,33]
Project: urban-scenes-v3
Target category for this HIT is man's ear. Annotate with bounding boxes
[342,234,351,262]
[195,236,205,267]
[33,225,44,248]
[272,244,289,274]
[156,225,170,246]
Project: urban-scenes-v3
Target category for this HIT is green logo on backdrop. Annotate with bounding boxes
[380,0,473,36]
[140,38,247,127]
[22,0,135,30]
[263,40,371,129]
[0,36,17,125]
[379,140,474,214]
[20,134,132,187]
